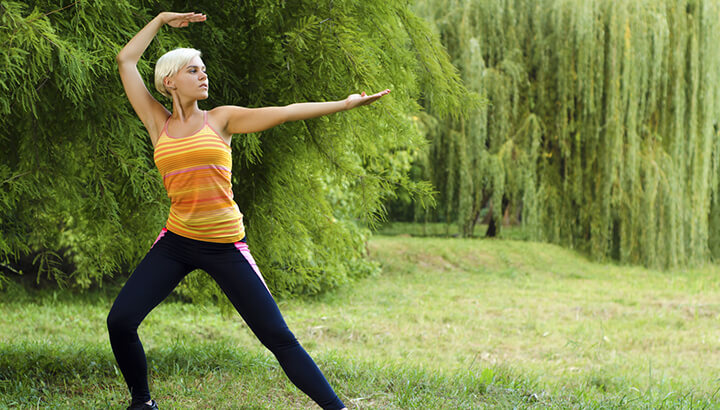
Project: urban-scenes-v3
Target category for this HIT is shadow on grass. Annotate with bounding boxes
[0,340,272,382]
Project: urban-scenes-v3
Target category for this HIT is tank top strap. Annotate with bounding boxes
[161,114,172,137]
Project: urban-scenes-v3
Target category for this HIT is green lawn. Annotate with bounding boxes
[2,236,720,408]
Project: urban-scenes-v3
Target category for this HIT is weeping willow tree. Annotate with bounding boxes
[413,0,720,268]
[0,0,468,296]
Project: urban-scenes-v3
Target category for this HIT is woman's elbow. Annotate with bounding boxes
[280,105,295,124]
[115,50,134,66]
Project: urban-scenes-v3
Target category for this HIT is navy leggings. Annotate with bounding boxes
[106,229,345,409]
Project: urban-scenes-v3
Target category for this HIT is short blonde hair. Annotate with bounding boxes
[154,48,202,98]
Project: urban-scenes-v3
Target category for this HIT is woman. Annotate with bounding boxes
[107,11,389,410]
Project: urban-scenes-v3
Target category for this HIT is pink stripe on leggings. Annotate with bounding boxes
[151,228,168,248]
[234,242,271,294]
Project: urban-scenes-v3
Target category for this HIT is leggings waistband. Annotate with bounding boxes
[157,227,246,248]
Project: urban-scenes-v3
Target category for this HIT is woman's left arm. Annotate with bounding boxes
[216,89,390,135]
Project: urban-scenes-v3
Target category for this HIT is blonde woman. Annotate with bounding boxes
[107,11,389,410]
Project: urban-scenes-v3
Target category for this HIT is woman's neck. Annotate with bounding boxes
[171,96,201,121]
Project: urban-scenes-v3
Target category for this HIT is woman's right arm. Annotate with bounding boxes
[116,12,205,143]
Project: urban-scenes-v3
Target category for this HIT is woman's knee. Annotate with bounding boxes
[258,325,300,351]
[106,306,139,335]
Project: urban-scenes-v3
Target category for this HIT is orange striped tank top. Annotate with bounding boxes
[153,111,245,243]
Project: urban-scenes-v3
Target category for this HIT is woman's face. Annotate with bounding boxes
[166,55,209,100]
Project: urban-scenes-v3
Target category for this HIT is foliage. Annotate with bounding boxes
[0,0,468,297]
[413,0,720,268]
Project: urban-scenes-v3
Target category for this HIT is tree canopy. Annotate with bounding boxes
[0,0,469,297]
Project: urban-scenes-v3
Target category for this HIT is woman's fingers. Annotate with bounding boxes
[361,89,390,105]
[179,11,205,18]
[345,89,390,109]
[368,89,390,98]
[183,13,206,23]
[165,12,206,27]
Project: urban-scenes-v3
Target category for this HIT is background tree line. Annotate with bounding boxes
[394,0,720,269]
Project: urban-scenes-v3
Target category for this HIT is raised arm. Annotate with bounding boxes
[214,89,391,135]
[116,12,206,143]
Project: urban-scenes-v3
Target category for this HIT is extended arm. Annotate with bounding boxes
[116,12,205,142]
[216,89,391,135]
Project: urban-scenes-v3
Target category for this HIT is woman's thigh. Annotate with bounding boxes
[201,244,293,344]
[108,238,193,327]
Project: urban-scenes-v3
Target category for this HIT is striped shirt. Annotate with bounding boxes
[153,111,245,243]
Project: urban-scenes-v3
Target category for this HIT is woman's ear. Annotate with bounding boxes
[164,76,176,91]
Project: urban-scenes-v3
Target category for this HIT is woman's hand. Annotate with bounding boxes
[159,12,207,28]
[344,89,391,110]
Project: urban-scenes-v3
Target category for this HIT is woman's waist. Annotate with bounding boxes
[165,207,244,241]
[162,228,246,246]
[168,192,238,209]
[169,201,242,221]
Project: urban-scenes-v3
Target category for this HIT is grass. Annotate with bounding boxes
[2,235,720,408]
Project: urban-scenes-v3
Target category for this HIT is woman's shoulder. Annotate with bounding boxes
[208,105,248,115]
[207,107,236,143]
[149,110,172,148]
